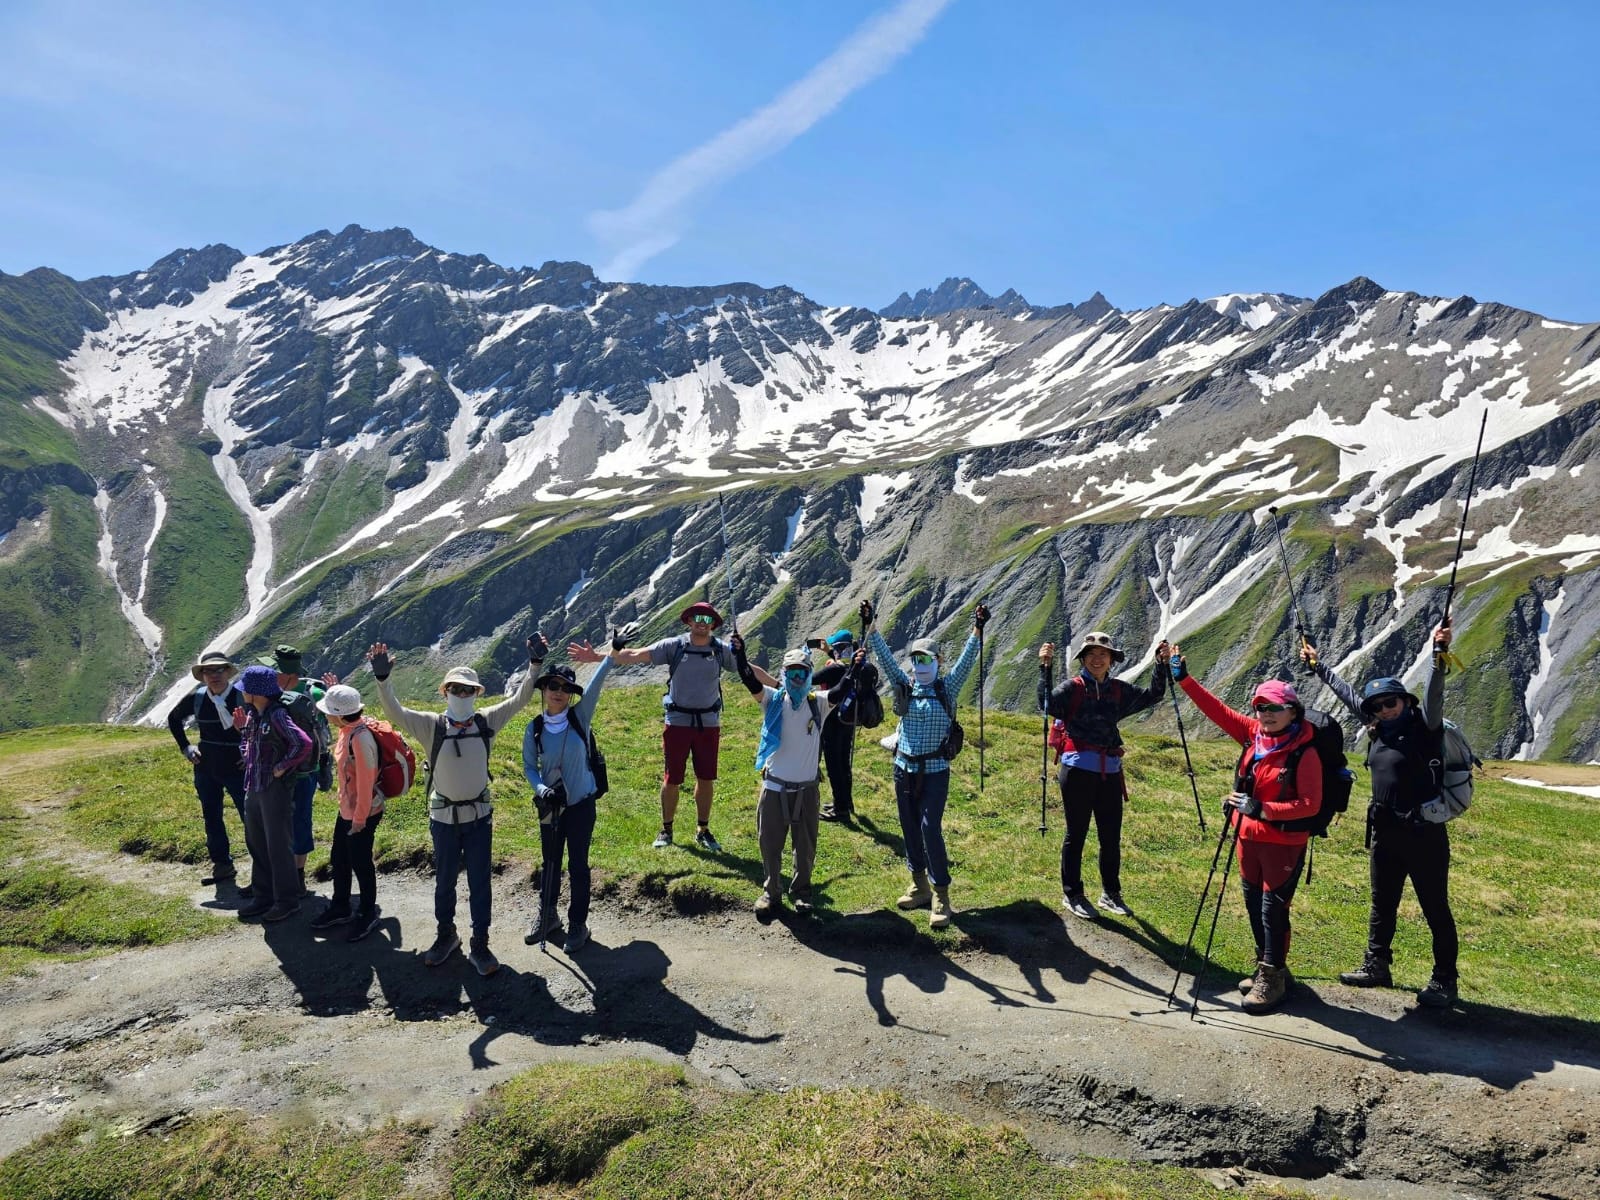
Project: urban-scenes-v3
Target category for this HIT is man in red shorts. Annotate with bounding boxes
[606,603,774,850]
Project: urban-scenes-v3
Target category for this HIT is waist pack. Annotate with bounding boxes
[364,718,416,799]
[1420,719,1479,823]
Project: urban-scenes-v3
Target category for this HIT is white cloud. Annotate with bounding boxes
[589,0,953,280]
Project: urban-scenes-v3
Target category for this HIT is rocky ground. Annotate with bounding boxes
[2,756,1596,1199]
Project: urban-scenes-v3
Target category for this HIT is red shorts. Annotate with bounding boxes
[663,724,721,785]
[1236,836,1306,891]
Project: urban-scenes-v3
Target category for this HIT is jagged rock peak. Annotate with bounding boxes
[1312,275,1388,310]
[879,277,1031,318]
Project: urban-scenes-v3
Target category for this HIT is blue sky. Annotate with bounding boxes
[3,0,1597,319]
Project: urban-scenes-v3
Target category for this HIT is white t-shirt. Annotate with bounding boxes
[761,686,835,787]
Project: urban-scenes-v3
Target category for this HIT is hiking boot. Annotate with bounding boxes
[1238,962,1265,995]
[468,936,500,977]
[896,871,932,910]
[202,863,236,886]
[309,902,353,930]
[525,911,563,946]
[346,907,381,943]
[1242,964,1290,1013]
[1416,976,1458,1009]
[237,899,274,921]
[262,901,301,923]
[1062,893,1096,920]
[423,928,460,967]
[1339,957,1393,988]
[820,804,853,823]
[652,827,673,849]
[791,892,814,914]
[754,891,780,923]
[694,826,722,852]
[236,884,254,900]
[1096,891,1131,916]
[930,886,953,929]
[565,924,591,952]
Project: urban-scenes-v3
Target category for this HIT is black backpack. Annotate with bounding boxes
[529,711,608,801]
[838,663,885,729]
[1234,707,1353,838]
[276,690,329,771]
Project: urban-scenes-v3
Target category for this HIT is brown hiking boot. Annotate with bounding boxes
[930,886,953,929]
[1238,961,1265,995]
[896,871,932,911]
[1241,964,1289,1013]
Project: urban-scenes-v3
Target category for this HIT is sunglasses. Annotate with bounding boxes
[542,682,576,695]
[1372,696,1406,712]
[444,684,478,697]
[909,652,936,665]
[691,614,717,625]
[201,667,227,676]
[784,669,811,683]
[1253,702,1289,714]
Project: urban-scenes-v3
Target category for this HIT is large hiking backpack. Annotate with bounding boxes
[1420,719,1480,824]
[529,711,608,801]
[894,677,963,761]
[838,663,885,729]
[665,637,725,725]
[277,690,329,771]
[363,718,416,799]
[1236,707,1355,838]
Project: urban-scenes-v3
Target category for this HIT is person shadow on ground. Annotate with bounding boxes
[948,897,1162,1007]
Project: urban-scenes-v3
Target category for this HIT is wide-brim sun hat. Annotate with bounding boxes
[260,644,304,675]
[191,651,237,682]
[534,664,584,697]
[439,666,485,695]
[317,684,364,718]
[1360,676,1420,716]
[679,601,723,629]
[1076,631,1125,664]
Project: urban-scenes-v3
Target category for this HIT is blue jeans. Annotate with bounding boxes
[894,766,951,887]
[194,762,247,867]
[291,775,316,856]
[539,798,596,929]
[430,814,493,937]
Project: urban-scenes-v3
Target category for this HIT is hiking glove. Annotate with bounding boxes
[858,600,874,628]
[1226,791,1261,819]
[1169,655,1187,682]
[370,650,392,681]
[974,603,991,631]
[184,746,201,763]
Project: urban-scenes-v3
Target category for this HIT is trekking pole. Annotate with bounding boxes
[1166,814,1233,1007]
[1038,658,1052,835]
[1439,409,1490,640]
[977,605,987,794]
[539,807,564,954]
[1266,505,1315,664]
[1168,679,1206,834]
[717,494,741,634]
[1188,813,1243,1020]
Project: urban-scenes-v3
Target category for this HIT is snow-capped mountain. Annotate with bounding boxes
[2,225,1598,760]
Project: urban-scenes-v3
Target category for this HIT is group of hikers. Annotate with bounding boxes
[167,598,1466,1014]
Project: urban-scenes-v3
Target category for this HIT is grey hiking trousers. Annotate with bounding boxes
[756,777,820,900]
[245,776,299,907]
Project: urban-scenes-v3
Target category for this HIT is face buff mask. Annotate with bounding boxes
[446,695,476,722]
[784,670,811,709]
[910,660,938,685]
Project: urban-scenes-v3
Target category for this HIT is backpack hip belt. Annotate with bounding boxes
[1059,737,1124,780]
[666,701,721,729]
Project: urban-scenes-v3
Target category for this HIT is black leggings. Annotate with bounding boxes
[820,716,856,811]
[1368,810,1458,981]
[329,811,383,912]
[1059,767,1124,897]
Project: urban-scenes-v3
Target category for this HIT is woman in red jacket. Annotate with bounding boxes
[1171,650,1322,1014]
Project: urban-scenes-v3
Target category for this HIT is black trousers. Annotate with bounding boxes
[820,715,856,812]
[1059,767,1124,898]
[1368,808,1458,981]
[329,810,383,913]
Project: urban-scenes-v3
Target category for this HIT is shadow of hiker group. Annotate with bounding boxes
[209,818,1600,1093]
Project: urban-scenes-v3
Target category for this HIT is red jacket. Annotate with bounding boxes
[1178,675,1322,846]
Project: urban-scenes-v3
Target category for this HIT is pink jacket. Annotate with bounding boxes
[333,720,384,825]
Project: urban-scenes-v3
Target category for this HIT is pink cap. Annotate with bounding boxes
[1252,679,1301,709]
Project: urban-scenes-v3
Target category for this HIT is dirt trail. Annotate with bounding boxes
[1,776,1596,1199]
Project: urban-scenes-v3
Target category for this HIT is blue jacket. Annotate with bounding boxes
[521,658,611,805]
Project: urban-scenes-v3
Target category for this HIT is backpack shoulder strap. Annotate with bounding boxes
[808,694,822,729]
[667,638,688,685]
[1279,743,1308,799]
[473,712,492,742]
[1064,676,1085,724]
[530,714,545,757]
[429,714,448,765]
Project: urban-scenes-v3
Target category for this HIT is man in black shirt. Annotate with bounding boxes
[165,651,249,887]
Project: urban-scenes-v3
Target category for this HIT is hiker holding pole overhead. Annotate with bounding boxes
[1170,650,1322,1014]
[814,627,881,823]
[863,598,988,929]
[522,635,612,954]
[1038,633,1172,920]
[607,603,776,852]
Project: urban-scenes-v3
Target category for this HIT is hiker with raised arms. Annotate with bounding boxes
[1300,621,1461,1008]
[729,635,868,920]
[1170,650,1322,1014]
[310,682,387,943]
[862,598,988,929]
[366,637,540,976]
[1038,633,1172,921]
[166,651,250,892]
[233,665,315,923]
[607,602,775,853]
[813,627,880,823]
[522,634,612,953]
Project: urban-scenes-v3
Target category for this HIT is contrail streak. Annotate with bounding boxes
[590,0,953,280]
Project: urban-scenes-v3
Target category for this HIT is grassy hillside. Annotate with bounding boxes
[11,684,1600,1023]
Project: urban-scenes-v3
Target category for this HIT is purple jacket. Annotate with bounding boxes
[241,704,314,792]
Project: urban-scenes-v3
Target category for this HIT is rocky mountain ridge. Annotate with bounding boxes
[2,225,1598,760]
